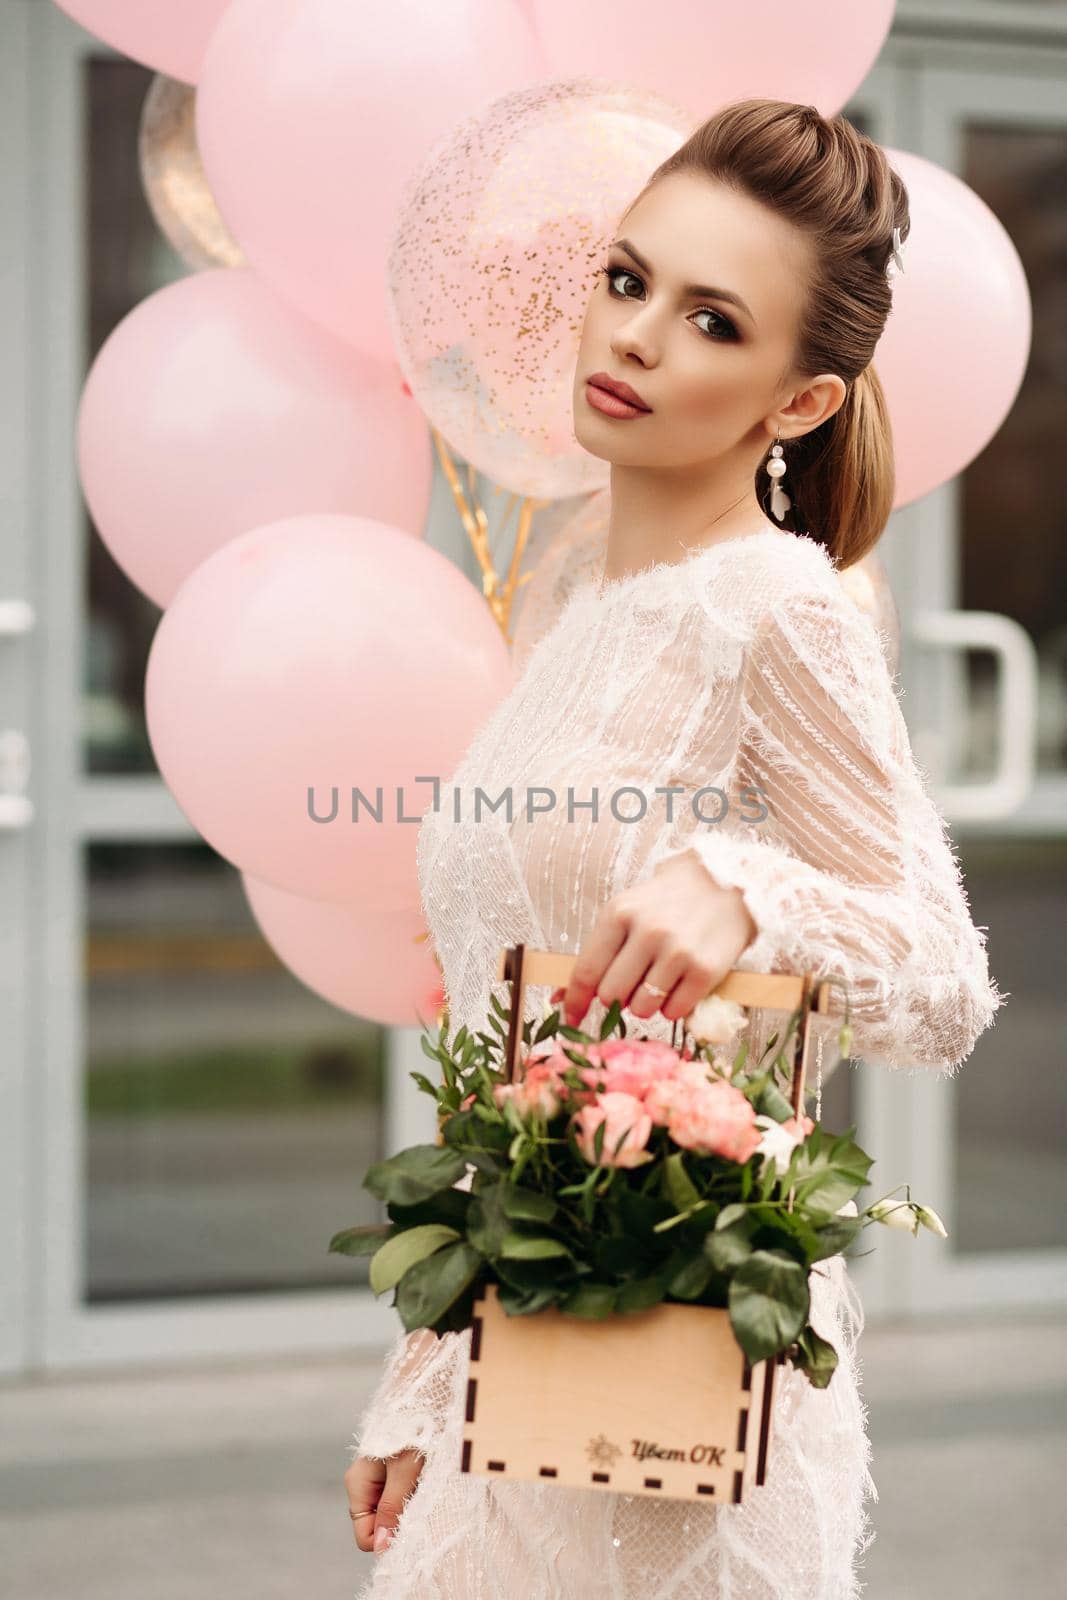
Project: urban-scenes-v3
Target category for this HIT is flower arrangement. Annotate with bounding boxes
[330,981,944,1390]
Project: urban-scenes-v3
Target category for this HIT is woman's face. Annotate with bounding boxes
[573,170,837,467]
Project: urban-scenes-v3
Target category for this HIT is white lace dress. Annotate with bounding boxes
[350,525,1004,1600]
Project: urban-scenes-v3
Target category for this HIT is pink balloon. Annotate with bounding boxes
[242,873,443,1029]
[196,0,545,364]
[529,0,895,119]
[76,269,431,610]
[52,0,232,85]
[874,148,1032,508]
[145,514,514,910]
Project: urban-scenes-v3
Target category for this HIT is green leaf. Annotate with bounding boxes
[386,1187,470,1230]
[433,1279,481,1335]
[793,1325,839,1389]
[498,1231,572,1261]
[808,1217,862,1263]
[495,1255,579,1292]
[668,1253,714,1300]
[327,1223,394,1258]
[466,1185,511,1257]
[497,1280,562,1316]
[704,1214,754,1273]
[664,1152,701,1212]
[532,1012,559,1045]
[615,1274,667,1315]
[728,1249,810,1363]
[395,1240,484,1333]
[363,1144,469,1208]
[560,1281,617,1319]
[440,1108,511,1154]
[369,1224,462,1295]
[599,999,624,1039]
[790,1129,874,1219]
[500,1186,558,1224]
[715,1203,749,1232]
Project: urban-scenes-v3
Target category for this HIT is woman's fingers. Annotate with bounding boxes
[562,905,629,1024]
[659,964,716,1023]
[344,1449,425,1555]
[372,1450,425,1553]
[344,1455,386,1553]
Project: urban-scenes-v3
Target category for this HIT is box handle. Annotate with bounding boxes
[497,945,832,1117]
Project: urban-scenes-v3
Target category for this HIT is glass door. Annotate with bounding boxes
[869,58,1067,1315]
[14,4,437,1374]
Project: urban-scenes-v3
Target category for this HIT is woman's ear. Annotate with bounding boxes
[778,372,848,438]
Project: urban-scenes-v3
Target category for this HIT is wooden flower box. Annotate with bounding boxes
[454,945,832,1505]
[461,1280,780,1504]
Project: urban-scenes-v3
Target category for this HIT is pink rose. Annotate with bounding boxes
[493,1060,566,1119]
[667,1079,761,1164]
[574,1091,654,1168]
[643,1058,717,1126]
[577,1038,684,1100]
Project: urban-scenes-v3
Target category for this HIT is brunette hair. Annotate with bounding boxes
[624,98,910,570]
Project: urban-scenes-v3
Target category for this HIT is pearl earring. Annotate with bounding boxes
[766,427,791,523]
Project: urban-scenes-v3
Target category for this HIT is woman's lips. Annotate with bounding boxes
[584,380,652,419]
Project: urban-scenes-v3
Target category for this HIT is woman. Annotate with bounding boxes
[343,99,1004,1599]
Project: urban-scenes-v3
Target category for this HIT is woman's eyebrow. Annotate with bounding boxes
[612,237,757,326]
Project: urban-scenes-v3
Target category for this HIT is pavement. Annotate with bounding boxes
[1,1310,1063,1600]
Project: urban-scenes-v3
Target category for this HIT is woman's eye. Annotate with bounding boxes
[598,265,738,341]
[600,265,641,298]
[692,307,738,341]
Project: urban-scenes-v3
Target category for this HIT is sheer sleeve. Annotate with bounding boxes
[646,586,1006,1076]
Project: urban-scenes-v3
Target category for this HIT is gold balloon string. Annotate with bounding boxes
[430,425,544,642]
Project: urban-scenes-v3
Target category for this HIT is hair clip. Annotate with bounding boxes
[886,224,907,281]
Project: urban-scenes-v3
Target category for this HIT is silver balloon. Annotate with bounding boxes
[138,75,244,272]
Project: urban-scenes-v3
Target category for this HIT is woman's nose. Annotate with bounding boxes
[610,326,655,365]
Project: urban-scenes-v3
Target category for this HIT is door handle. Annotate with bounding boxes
[910,609,1037,821]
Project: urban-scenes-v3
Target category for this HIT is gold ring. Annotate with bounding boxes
[350,1509,375,1520]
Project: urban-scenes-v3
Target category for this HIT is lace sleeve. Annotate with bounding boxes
[645,586,1006,1075]
[351,1325,457,1463]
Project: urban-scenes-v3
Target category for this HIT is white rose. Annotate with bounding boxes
[836,1200,859,1219]
[688,994,748,1047]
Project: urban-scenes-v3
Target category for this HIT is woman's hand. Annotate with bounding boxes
[345,1448,424,1556]
[561,849,758,1028]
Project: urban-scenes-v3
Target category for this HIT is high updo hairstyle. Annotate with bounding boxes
[622,98,911,571]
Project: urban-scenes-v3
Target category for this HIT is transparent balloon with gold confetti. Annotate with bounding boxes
[385,77,694,501]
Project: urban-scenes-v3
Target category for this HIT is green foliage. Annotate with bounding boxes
[329,981,928,1390]
[728,1249,810,1363]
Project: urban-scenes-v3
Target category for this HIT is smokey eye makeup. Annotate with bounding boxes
[596,261,741,343]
